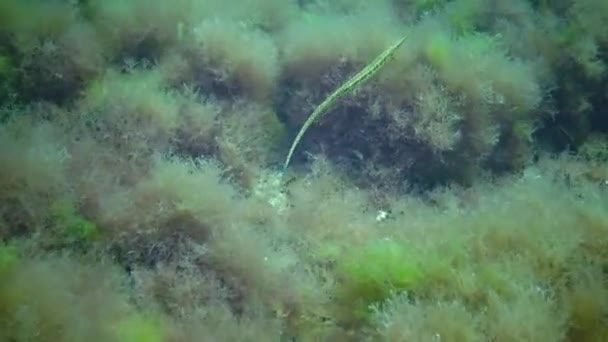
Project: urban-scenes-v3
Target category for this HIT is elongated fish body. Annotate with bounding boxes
[283,35,407,170]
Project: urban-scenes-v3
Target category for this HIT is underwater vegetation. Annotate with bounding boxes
[0,0,607,341]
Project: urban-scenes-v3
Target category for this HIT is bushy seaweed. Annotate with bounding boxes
[0,0,607,341]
